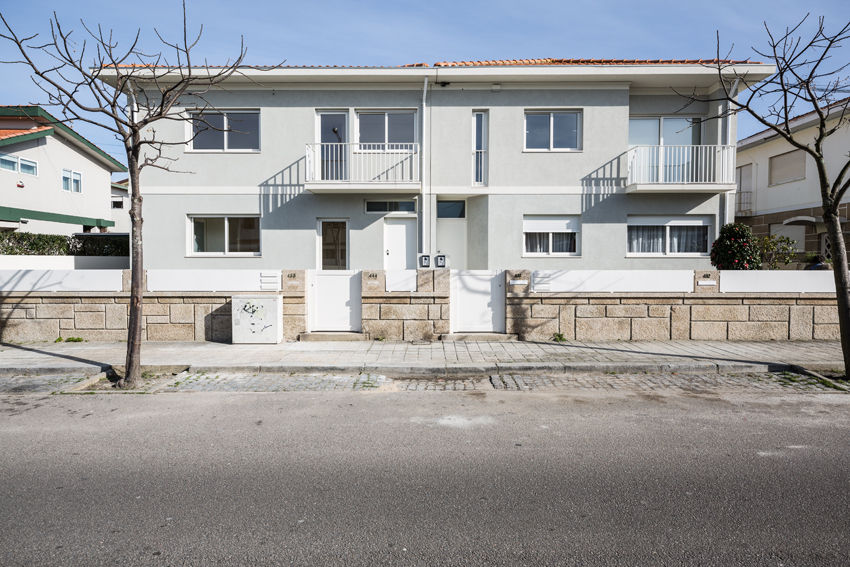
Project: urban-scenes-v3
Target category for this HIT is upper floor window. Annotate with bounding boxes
[768,149,805,186]
[62,169,82,193]
[358,111,415,148]
[0,153,38,176]
[523,215,580,256]
[473,111,488,185]
[629,117,700,146]
[524,111,581,151]
[190,111,260,151]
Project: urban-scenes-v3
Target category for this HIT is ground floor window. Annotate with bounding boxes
[522,215,580,256]
[320,220,347,270]
[190,215,260,255]
[627,216,711,255]
[365,200,415,213]
[437,200,466,218]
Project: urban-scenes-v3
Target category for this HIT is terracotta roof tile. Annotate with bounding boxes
[431,58,756,67]
[0,125,52,142]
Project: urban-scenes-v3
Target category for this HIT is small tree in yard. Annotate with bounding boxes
[757,234,798,270]
[710,223,761,270]
[0,3,251,388]
[697,16,850,373]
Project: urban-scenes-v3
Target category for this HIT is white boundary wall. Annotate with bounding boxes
[385,270,417,292]
[720,270,836,293]
[146,269,282,292]
[0,269,123,292]
[532,270,694,293]
[0,256,129,270]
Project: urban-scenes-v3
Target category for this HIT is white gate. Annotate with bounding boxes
[308,270,362,331]
[384,217,417,270]
[450,270,505,333]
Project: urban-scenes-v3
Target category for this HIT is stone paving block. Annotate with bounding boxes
[814,305,839,324]
[428,304,441,320]
[2,306,33,319]
[606,304,647,318]
[105,304,128,330]
[147,324,195,341]
[727,322,787,341]
[559,305,575,340]
[33,304,73,319]
[145,315,170,324]
[576,304,605,318]
[789,305,813,340]
[441,304,451,319]
[169,304,194,324]
[690,321,727,340]
[748,305,789,322]
[632,317,670,340]
[576,318,630,341]
[60,318,75,329]
[75,311,105,330]
[416,270,434,292]
[283,316,305,341]
[813,324,840,340]
[433,269,450,293]
[691,305,748,322]
[361,304,380,319]
[433,318,449,335]
[282,303,306,316]
[142,303,169,316]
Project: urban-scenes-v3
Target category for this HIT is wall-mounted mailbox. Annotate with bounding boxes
[419,255,430,268]
[434,255,446,268]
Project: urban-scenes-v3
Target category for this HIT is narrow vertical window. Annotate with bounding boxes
[473,112,488,186]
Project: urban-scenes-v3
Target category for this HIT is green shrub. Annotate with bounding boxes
[710,223,761,270]
[0,232,128,256]
[757,234,798,269]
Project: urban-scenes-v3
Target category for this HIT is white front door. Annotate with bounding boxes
[383,217,417,270]
[451,270,505,333]
[309,271,362,332]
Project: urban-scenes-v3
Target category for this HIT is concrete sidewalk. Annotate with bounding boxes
[0,339,844,377]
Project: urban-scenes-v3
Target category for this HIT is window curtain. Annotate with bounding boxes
[552,232,576,253]
[525,232,549,253]
[669,226,708,253]
[628,226,664,253]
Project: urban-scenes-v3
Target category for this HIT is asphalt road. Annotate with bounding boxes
[1,389,848,566]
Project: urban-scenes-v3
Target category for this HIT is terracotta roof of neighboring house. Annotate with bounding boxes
[0,106,125,171]
[430,58,757,67]
[102,58,759,70]
[738,96,850,148]
[0,125,53,144]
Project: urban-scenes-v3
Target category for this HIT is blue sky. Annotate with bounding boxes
[1,0,847,166]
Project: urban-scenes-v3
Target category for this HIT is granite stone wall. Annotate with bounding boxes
[360,269,450,341]
[505,270,838,341]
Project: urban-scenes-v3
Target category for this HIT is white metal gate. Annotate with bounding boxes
[450,270,505,333]
[308,270,362,332]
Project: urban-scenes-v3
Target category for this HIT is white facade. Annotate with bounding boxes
[120,60,773,271]
[0,107,126,235]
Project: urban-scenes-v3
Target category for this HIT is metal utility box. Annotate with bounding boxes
[231,295,283,344]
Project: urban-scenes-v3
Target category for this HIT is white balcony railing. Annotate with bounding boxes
[626,145,736,185]
[473,149,488,186]
[305,142,420,184]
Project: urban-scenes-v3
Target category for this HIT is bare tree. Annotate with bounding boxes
[0,2,250,387]
[692,16,850,372]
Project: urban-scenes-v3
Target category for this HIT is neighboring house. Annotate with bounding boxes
[0,106,126,235]
[112,59,772,270]
[736,97,850,259]
[110,178,130,233]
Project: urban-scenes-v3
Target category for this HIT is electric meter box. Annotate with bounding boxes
[231,295,283,344]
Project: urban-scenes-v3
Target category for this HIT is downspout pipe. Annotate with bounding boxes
[420,75,429,257]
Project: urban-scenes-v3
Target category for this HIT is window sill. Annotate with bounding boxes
[186,253,262,258]
[522,253,581,258]
[625,253,709,258]
[522,149,583,153]
[767,177,806,187]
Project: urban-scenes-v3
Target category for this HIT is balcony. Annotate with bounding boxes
[305,142,420,193]
[626,145,736,193]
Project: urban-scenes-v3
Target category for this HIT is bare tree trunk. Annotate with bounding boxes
[120,150,143,388]
[823,208,850,372]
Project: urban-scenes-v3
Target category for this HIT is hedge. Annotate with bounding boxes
[0,232,129,256]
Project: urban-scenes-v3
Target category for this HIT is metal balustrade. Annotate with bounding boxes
[305,143,420,183]
[626,145,736,185]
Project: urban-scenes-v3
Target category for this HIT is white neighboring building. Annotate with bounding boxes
[110,179,131,233]
[0,105,126,235]
[736,97,850,258]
